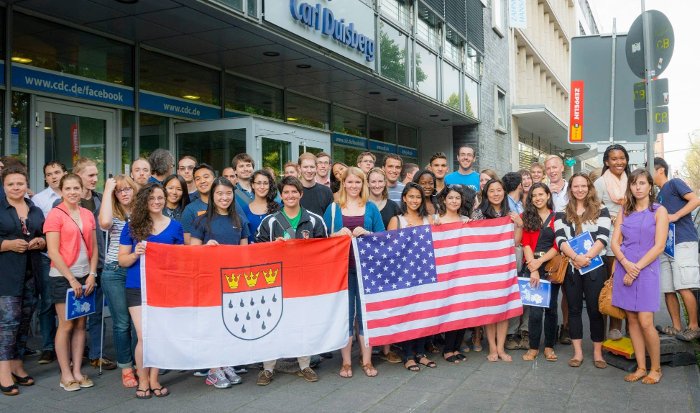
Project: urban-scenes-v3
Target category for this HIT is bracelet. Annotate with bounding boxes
[88,272,97,277]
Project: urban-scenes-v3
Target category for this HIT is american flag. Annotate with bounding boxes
[353,216,523,346]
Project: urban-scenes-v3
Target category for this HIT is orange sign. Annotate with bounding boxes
[569,80,584,143]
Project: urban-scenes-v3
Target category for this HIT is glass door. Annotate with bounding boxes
[33,98,118,192]
[174,118,251,176]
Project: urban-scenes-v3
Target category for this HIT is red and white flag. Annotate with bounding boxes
[140,237,350,369]
[354,217,522,346]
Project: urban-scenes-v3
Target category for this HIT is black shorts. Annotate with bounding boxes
[50,276,87,304]
[126,288,142,308]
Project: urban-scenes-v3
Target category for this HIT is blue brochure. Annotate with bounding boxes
[65,286,97,320]
[569,231,603,275]
[517,277,551,308]
[664,223,675,258]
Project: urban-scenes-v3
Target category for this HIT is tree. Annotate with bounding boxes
[379,32,426,86]
[681,131,700,191]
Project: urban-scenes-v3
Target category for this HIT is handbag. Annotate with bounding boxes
[544,254,568,284]
[599,275,626,320]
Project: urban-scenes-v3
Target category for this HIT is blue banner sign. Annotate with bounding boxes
[12,63,134,107]
[332,133,366,149]
[0,61,4,86]
[398,145,418,158]
[368,139,396,154]
[139,91,221,120]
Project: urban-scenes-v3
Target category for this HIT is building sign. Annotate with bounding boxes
[509,0,527,28]
[11,63,134,107]
[569,80,584,143]
[265,0,375,67]
[398,146,418,158]
[332,132,366,149]
[139,91,221,120]
[368,140,396,154]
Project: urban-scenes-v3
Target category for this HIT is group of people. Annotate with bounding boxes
[0,143,697,398]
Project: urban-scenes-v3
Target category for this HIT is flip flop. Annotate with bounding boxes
[456,354,467,361]
[135,387,152,399]
[417,356,436,368]
[151,387,169,397]
[404,361,420,371]
[443,354,460,364]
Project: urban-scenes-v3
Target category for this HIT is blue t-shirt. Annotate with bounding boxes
[181,197,248,234]
[658,178,698,243]
[120,219,184,289]
[190,214,249,245]
[242,203,268,243]
[445,171,480,192]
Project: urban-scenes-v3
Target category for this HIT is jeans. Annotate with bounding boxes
[443,329,467,353]
[528,283,560,349]
[37,254,57,351]
[564,264,606,342]
[0,277,35,360]
[101,262,135,368]
[401,337,427,362]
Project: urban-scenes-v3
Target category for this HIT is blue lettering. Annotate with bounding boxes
[300,3,313,26]
[321,7,334,35]
[289,0,301,20]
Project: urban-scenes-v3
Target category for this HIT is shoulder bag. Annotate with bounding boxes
[542,213,568,284]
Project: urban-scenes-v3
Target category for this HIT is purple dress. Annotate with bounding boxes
[612,205,661,312]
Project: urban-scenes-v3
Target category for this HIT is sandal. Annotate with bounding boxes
[417,356,437,368]
[455,354,467,361]
[624,368,647,382]
[568,358,583,368]
[404,360,420,371]
[135,387,152,399]
[642,368,662,385]
[543,348,558,362]
[361,363,378,377]
[656,325,680,336]
[11,373,34,386]
[443,354,460,364]
[152,386,170,397]
[339,364,352,378]
[1,383,19,396]
[522,349,539,361]
[122,369,138,388]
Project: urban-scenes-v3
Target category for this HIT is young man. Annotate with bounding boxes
[545,155,568,212]
[356,151,376,175]
[445,145,480,192]
[401,163,419,185]
[429,152,449,193]
[31,161,68,364]
[232,153,255,205]
[130,158,151,187]
[283,161,300,178]
[529,163,545,184]
[653,157,700,341]
[255,176,327,385]
[177,155,198,196]
[298,152,333,217]
[148,148,174,184]
[503,172,524,214]
[383,154,404,203]
[315,152,332,187]
[221,166,237,186]
[72,158,116,371]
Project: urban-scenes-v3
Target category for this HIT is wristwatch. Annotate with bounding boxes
[88,272,97,277]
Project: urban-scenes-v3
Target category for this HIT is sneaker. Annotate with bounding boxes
[256,370,274,386]
[676,327,700,342]
[505,334,520,350]
[559,325,572,345]
[378,350,402,364]
[24,347,40,357]
[519,332,530,350]
[608,329,623,341]
[233,365,248,374]
[38,350,56,364]
[205,368,232,389]
[297,367,318,383]
[222,366,242,385]
[89,357,117,370]
[193,369,209,377]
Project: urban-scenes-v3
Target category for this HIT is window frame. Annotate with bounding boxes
[494,85,507,133]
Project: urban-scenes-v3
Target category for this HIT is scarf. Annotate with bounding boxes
[602,169,627,205]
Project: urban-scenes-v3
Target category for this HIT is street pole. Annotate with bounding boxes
[642,0,655,175]
[609,18,616,144]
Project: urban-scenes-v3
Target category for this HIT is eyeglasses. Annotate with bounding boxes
[115,187,133,194]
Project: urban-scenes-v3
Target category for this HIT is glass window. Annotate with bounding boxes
[379,20,408,86]
[415,43,437,99]
[140,50,220,105]
[225,75,283,119]
[495,86,507,131]
[262,137,291,178]
[492,0,504,35]
[0,7,4,59]
[465,47,481,78]
[177,129,246,175]
[247,0,258,17]
[207,0,243,12]
[10,92,30,165]
[139,113,169,158]
[369,116,396,144]
[13,13,132,86]
[332,106,366,137]
[444,29,463,65]
[286,93,329,129]
[121,111,134,172]
[443,63,461,110]
[465,75,480,119]
[380,0,411,29]
[332,145,365,169]
[298,145,323,156]
[0,97,3,156]
[397,124,417,148]
[416,3,440,50]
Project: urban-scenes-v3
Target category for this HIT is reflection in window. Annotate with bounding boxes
[466,47,482,78]
[397,124,417,148]
[122,111,134,171]
[444,29,463,65]
[416,3,440,50]
[262,138,291,178]
[286,93,329,129]
[380,0,411,28]
[139,113,169,158]
[415,43,437,99]
[332,106,366,137]
[13,13,132,86]
[465,75,480,119]
[209,0,243,11]
[443,63,461,110]
[178,129,246,174]
[140,50,220,105]
[332,145,365,169]
[379,20,408,86]
[10,93,30,165]
[225,75,283,119]
[369,116,396,144]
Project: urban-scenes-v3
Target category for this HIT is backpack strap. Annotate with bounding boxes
[274,211,296,239]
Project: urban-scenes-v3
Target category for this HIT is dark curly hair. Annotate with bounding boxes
[251,169,280,214]
[522,183,554,231]
[399,182,428,217]
[129,183,164,242]
[438,184,476,217]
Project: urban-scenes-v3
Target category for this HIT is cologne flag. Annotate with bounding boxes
[354,217,522,346]
[140,237,351,369]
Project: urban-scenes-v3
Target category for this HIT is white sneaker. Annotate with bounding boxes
[205,368,232,389]
[222,366,243,385]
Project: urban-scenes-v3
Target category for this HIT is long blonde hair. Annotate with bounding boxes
[338,166,369,208]
[112,175,138,221]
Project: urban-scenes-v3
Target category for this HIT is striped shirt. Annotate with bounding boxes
[106,217,127,264]
[554,207,611,257]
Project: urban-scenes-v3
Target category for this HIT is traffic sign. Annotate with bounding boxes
[635,106,669,135]
[633,78,669,109]
[625,10,674,79]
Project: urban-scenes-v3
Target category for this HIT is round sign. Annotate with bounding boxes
[625,10,674,79]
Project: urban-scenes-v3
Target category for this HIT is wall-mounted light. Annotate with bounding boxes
[11,56,32,64]
[182,95,200,100]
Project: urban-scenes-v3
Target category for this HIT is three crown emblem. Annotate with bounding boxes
[225,268,278,290]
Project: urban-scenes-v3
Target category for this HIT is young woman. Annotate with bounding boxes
[519,169,533,202]
[521,183,560,362]
[330,162,348,196]
[241,170,280,243]
[98,175,139,388]
[44,174,98,392]
[412,169,439,216]
[190,177,248,388]
[471,179,523,362]
[162,174,190,222]
[0,167,45,395]
[554,173,611,369]
[594,144,631,341]
[611,169,668,384]
[435,184,476,363]
[323,167,384,378]
[118,183,184,399]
